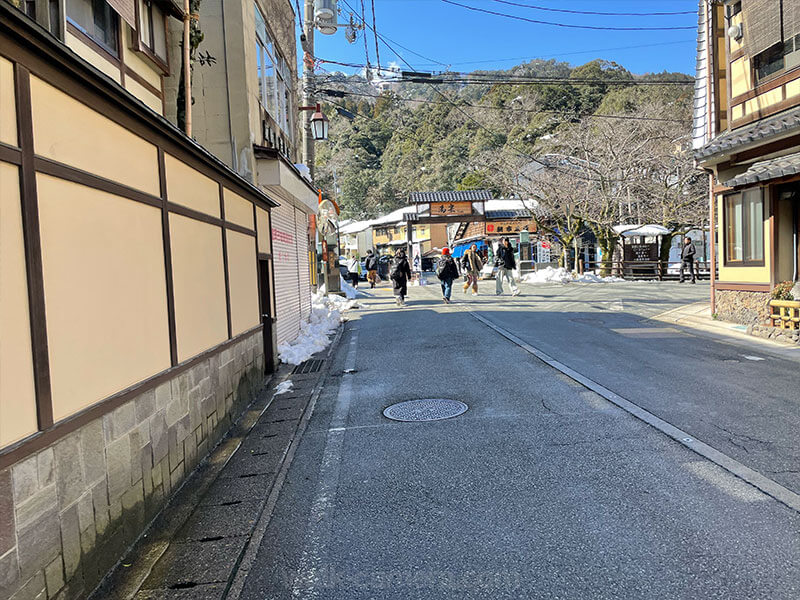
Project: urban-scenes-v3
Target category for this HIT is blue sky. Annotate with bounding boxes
[310,0,698,77]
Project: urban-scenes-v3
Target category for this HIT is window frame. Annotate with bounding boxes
[254,2,294,142]
[722,187,765,267]
[131,0,170,73]
[66,0,121,58]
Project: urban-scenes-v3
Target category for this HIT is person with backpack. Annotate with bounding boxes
[365,249,378,288]
[347,253,360,288]
[496,237,520,296]
[436,247,459,303]
[461,243,484,295]
[390,249,412,306]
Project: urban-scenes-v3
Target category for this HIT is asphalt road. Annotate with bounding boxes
[239,281,800,600]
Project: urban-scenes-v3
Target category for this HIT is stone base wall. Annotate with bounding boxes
[0,331,265,600]
[748,323,800,345]
[715,289,771,325]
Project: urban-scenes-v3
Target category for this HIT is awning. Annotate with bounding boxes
[452,240,486,258]
[723,151,800,188]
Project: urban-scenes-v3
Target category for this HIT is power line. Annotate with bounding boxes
[411,39,696,67]
[441,0,697,31]
[370,0,381,73]
[320,88,691,122]
[487,0,696,17]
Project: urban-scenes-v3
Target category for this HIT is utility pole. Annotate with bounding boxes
[302,0,315,179]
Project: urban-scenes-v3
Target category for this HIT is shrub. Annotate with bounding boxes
[771,280,795,301]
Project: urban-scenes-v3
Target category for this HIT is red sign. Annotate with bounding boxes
[321,240,328,261]
[540,241,551,249]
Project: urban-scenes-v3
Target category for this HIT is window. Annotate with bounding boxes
[137,0,167,63]
[254,3,293,140]
[753,35,800,83]
[67,0,119,56]
[724,188,764,265]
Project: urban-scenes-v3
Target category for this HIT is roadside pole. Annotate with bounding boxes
[302,0,315,179]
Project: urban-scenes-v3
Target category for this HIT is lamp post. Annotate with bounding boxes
[298,102,330,177]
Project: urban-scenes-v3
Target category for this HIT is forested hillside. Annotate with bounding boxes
[313,58,696,223]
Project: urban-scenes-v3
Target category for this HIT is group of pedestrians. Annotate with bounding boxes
[435,237,520,304]
[346,249,380,289]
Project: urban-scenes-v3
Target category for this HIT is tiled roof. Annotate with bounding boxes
[695,107,800,161]
[724,151,800,187]
[486,209,532,219]
[408,190,493,203]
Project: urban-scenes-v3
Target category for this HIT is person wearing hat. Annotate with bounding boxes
[365,249,379,288]
[435,247,459,303]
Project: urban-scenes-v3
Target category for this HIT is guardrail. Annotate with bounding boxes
[769,300,800,330]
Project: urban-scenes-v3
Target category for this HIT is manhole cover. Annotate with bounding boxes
[383,399,468,422]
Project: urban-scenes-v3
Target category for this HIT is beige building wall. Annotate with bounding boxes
[37,174,171,421]
[716,195,771,284]
[224,188,255,228]
[256,206,271,254]
[170,214,228,362]
[0,162,38,446]
[227,230,260,335]
[30,76,159,196]
[165,153,221,217]
[125,76,163,113]
[0,56,17,146]
[65,31,121,83]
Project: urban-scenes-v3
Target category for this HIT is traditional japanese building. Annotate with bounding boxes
[695,0,800,325]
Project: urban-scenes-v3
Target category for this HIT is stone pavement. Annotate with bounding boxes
[89,330,343,600]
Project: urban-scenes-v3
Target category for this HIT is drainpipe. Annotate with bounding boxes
[183,0,192,137]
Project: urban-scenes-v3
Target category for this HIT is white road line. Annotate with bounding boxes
[290,332,359,599]
[743,355,766,361]
[465,308,800,514]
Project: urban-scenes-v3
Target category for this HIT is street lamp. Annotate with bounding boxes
[299,103,329,141]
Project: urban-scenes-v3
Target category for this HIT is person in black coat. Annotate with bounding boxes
[390,249,413,306]
[679,237,697,283]
[365,249,379,288]
[436,247,459,303]
[495,237,520,296]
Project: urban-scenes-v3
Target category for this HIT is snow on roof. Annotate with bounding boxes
[339,220,373,234]
[613,224,671,237]
[369,206,417,226]
[484,198,539,212]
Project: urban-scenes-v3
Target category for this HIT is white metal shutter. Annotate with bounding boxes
[272,203,301,345]
[296,208,312,320]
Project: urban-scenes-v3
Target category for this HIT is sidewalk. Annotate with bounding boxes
[651,301,800,355]
[89,330,343,600]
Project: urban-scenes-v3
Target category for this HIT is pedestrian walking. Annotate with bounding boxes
[347,253,360,288]
[495,237,520,296]
[390,249,412,306]
[365,249,378,288]
[679,237,697,284]
[461,243,483,295]
[436,247,459,303]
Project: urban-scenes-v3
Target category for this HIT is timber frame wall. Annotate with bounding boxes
[0,4,278,469]
[0,5,288,598]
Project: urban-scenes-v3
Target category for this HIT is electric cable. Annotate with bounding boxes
[371,0,381,74]
[440,0,697,31]
[487,0,696,17]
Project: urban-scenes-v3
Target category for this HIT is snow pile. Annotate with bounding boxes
[339,275,359,299]
[273,381,294,396]
[278,291,356,365]
[522,266,626,284]
[523,267,574,284]
[575,272,626,283]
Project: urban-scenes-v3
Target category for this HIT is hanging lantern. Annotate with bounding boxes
[310,104,329,141]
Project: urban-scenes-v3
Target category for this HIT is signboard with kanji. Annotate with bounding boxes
[430,201,472,216]
[485,220,537,235]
